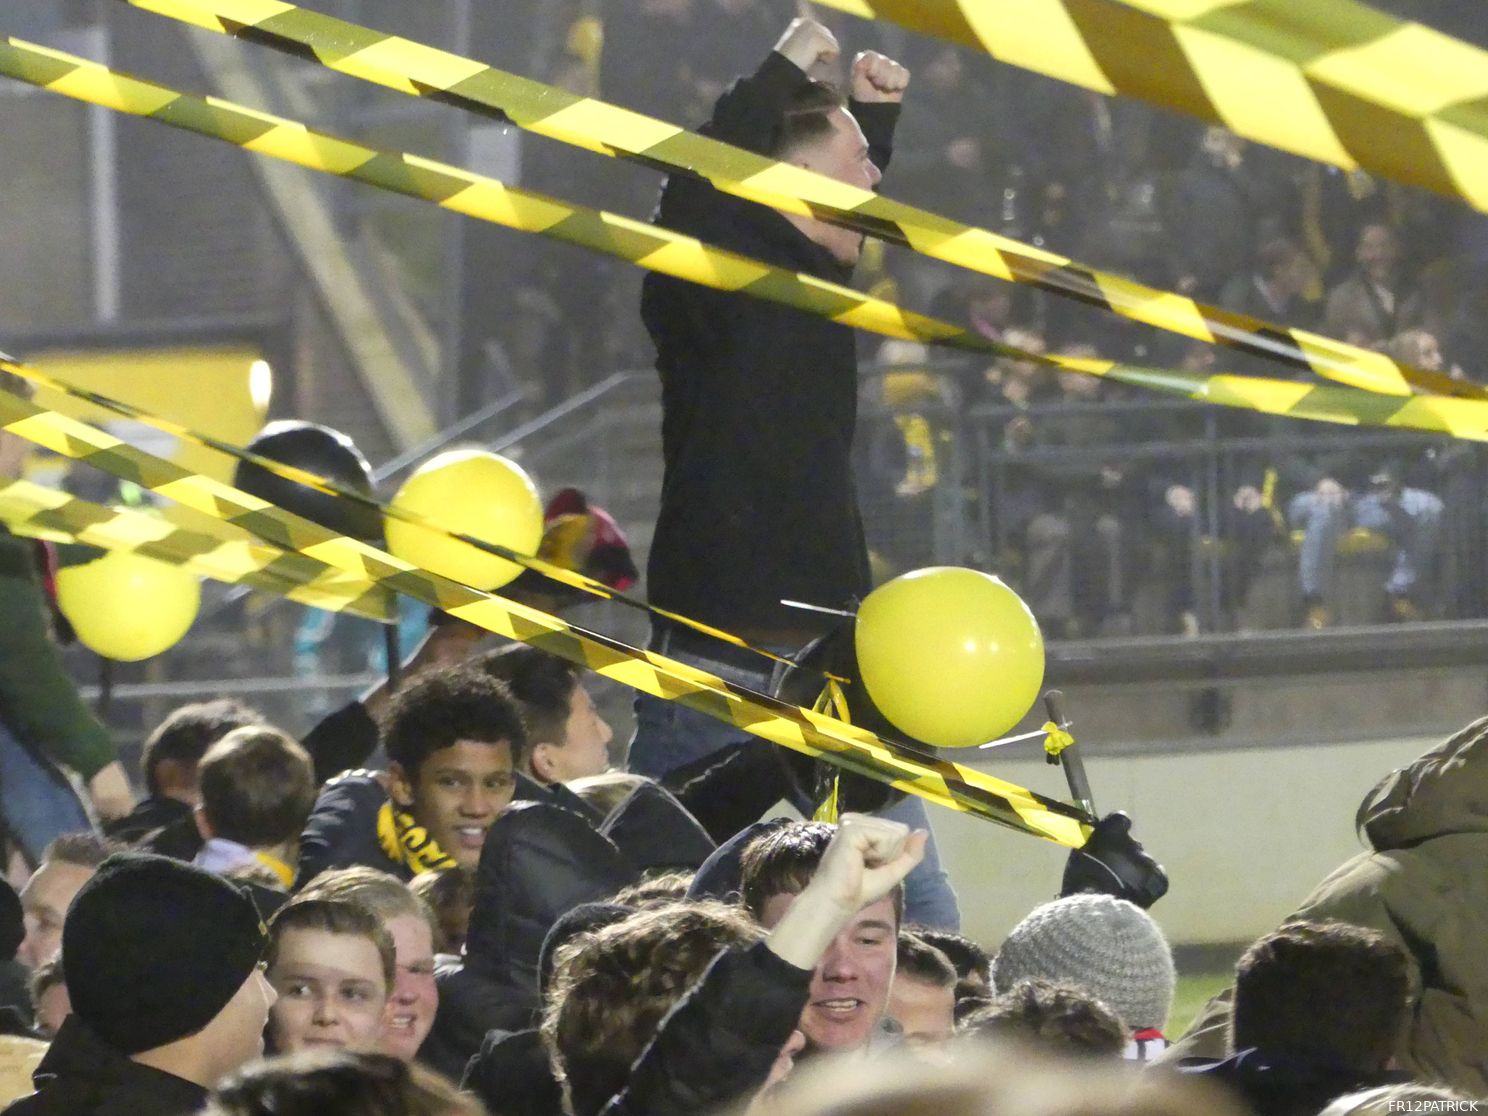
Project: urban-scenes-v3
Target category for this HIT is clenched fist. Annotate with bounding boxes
[851,50,909,103]
[775,17,840,73]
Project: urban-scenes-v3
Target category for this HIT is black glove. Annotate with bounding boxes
[1060,811,1168,909]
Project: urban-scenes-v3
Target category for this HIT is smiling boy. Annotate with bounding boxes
[297,666,526,883]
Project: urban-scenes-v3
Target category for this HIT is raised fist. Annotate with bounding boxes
[775,18,840,73]
[851,50,909,103]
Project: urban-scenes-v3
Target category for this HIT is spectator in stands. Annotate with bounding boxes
[1168,128,1296,301]
[1218,235,1319,334]
[107,699,264,859]
[545,814,925,1116]
[16,834,115,970]
[203,1050,484,1116]
[476,646,613,786]
[886,932,956,1045]
[26,962,66,1041]
[264,899,394,1057]
[991,892,1175,1060]
[193,726,316,895]
[959,978,1126,1059]
[1177,922,1411,1116]
[5,854,274,1116]
[297,666,525,881]
[1016,348,1139,639]
[739,820,914,1056]
[1323,223,1422,347]
[294,867,440,1063]
[1162,719,1488,1095]
[1284,445,1443,627]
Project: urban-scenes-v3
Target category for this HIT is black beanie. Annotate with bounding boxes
[62,853,267,1055]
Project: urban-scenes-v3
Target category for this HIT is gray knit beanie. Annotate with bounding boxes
[990,893,1175,1030]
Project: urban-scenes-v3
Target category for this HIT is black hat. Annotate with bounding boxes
[62,853,267,1054]
[234,420,381,541]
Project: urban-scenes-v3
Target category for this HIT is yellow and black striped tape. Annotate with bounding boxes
[0,357,814,676]
[0,477,393,620]
[812,0,1488,220]
[11,36,1488,445]
[0,384,1092,847]
[117,0,1473,401]
[0,38,961,351]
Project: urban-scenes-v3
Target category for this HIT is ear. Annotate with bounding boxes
[529,743,558,784]
[192,803,214,841]
[386,762,417,809]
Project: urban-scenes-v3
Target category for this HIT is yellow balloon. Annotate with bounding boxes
[385,449,544,590]
[855,567,1044,748]
[56,551,201,663]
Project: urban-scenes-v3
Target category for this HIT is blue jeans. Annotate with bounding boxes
[0,721,92,865]
[1288,487,1444,599]
[628,636,962,930]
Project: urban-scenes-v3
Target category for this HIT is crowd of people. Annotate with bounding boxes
[486,0,1488,638]
[3,3,1488,1114]
[0,630,1485,1114]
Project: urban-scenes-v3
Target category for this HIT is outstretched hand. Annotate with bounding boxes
[851,51,909,103]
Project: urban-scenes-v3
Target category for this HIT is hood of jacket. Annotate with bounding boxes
[1357,716,1488,852]
[464,801,637,986]
[598,780,716,873]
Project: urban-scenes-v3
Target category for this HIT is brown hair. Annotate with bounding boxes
[204,1049,485,1116]
[543,900,762,1116]
[296,866,437,939]
[1232,920,1409,1071]
[199,726,315,848]
[959,979,1126,1059]
[768,81,847,160]
[267,898,396,991]
[408,867,474,955]
[740,822,903,926]
[141,699,264,795]
[610,869,695,908]
[896,932,956,990]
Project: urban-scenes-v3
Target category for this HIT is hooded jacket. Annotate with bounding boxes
[420,802,638,1081]
[2,1017,206,1116]
[1164,717,1488,1094]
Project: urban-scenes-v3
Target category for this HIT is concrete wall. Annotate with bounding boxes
[934,732,1444,954]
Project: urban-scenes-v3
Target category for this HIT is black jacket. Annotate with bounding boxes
[296,770,407,885]
[1178,1048,1408,1116]
[594,941,811,1116]
[463,1027,563,1116]
[2,1016,207,1116]
[420,802,638,1081]
[641,52,899,634]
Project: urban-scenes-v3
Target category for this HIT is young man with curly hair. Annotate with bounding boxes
[297,666,526,882]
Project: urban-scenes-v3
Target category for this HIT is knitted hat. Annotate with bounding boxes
[62,853,267,1054]
[991,893,1175,1030]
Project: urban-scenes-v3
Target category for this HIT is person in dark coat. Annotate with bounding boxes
[418,802,638,1081]
[628,15,958,931]
[3,854,273,1116]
